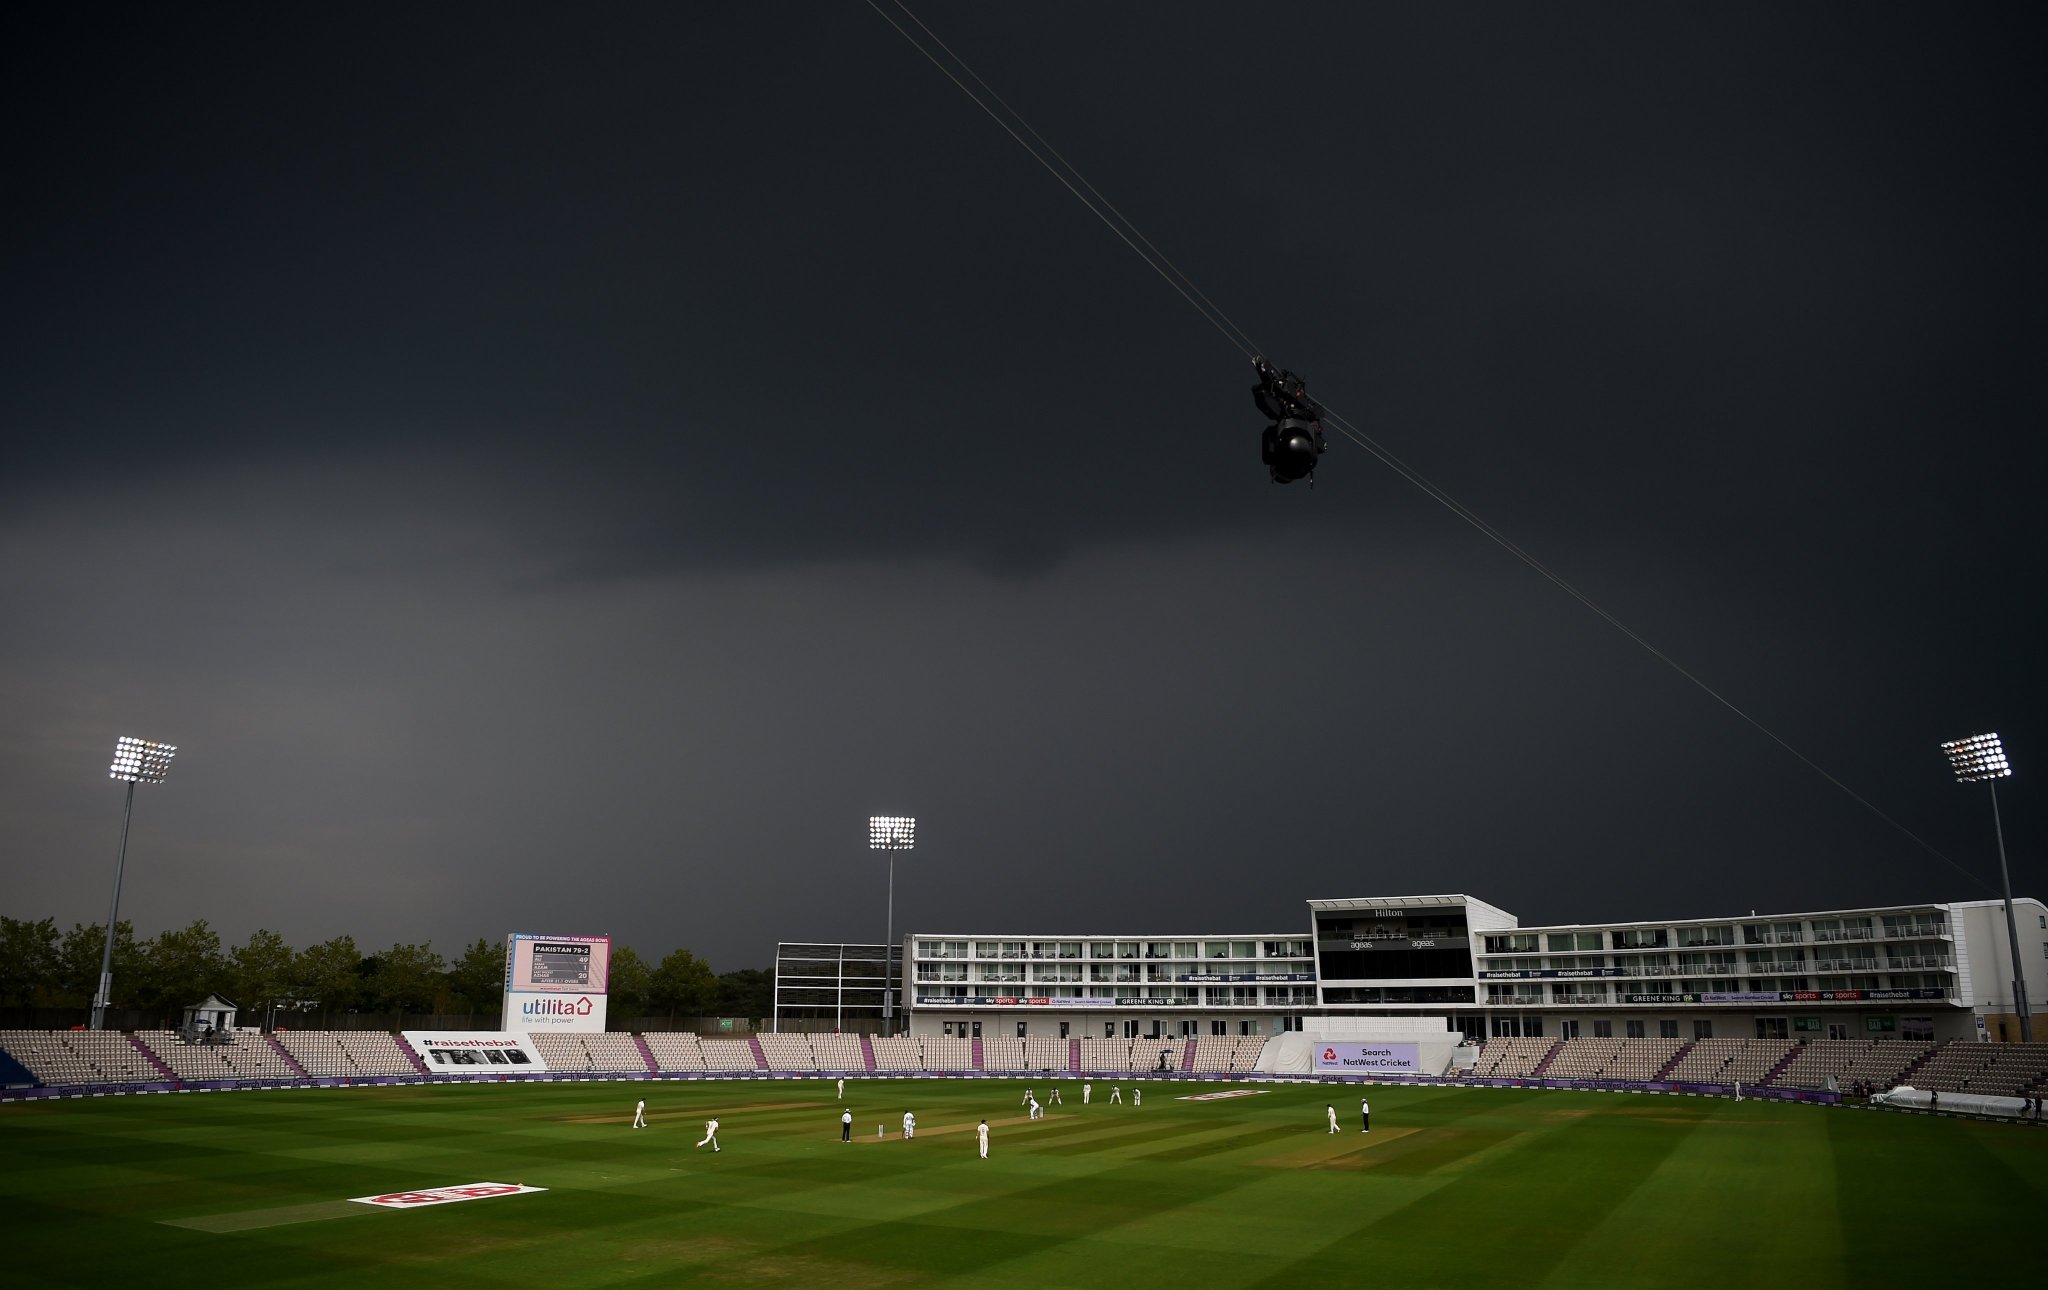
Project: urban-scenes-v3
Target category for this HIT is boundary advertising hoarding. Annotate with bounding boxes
[403,1031,549,1070]
[1314,1042,1422,1074]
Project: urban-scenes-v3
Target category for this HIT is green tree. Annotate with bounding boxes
[228,929,296,1026]
[369,942,445,1016]
[57,920,139,1010]
[447,938,504,1019]
[714,967,772,1022]
[292,934,362,1023]
[607,945,651,1020]
[648,948,717,1022]
[140,919,227,1021]
[0,916,61,1010]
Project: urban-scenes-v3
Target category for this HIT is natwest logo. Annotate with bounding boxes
[351,1182,546,1209]
[1323,1047,1337,1061]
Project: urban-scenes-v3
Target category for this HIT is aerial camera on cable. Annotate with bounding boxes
[1252,357,1328,484]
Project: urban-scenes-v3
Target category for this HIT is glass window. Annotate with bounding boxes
[1693,1020,1713,1039]
[1659,1020,1679,1039]
[1593,1020,1613,1038]
[1625,1020,1645,1039]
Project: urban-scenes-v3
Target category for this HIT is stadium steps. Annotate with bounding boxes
[631,1034,659,1073]
[859,1035,877,1072]
[1529,1041,1564,1078]
[1893,1039,1947,1089]
[1070,1037,1081,1073]
[1654,1042,1694,1080]
[1759,1046,1801,1085]
[1180,1040,1196,1073]
[266,1034,309,1078]
[746,1035,768,1070]
[399,1037,430,1074]
[971,1036,983,1070]
[129,1035,178,1082]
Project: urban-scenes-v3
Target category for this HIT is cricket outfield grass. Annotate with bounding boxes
[3,1079,2040,1288]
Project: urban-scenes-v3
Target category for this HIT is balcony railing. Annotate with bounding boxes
[1881,923,1950,940]
[1743,931,1807,945]
[1813,928,1876,942]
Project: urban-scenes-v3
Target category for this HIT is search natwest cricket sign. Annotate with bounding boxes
[350,1182,546,1209]
[1315,1042,1421,1073]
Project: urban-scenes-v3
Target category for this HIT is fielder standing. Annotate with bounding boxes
[837,1076,845,1099]
[1326,1104,1338,1134]
[902,1110,916,1139]
[976,1118,989,1159]
[1083,1081,1092,1104]
[632,1098,647,1129]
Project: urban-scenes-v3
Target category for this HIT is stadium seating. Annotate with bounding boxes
[1472,1036,1556,1078]
[870,1036,920,1070]
[1541,1037,1686,1082]
[1023,1036,1069,1072]
[530,1031,648,1073]
[1078,1037,1131,1073]
[277,1030,420,1077]
[135,1030,300,1081]
[1909,1041,2048,1097]
[642,1033,708,1072]
[810,1034,864,1070]
[697,1038,761,1072]
[1188,1035,1270,1073]
[0,1029,157,1084]
[978,1037,1030,1071]
[755,1033,819,1072]
[1767,1038,1933,1091]
[1659,1037,1794,1085]
[920,1036,973,1071]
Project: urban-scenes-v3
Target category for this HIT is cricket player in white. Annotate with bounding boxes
[1326,1105,1338,1134]
[633,1099,647,1129]
[1021,1088,1033,1107]
[976,1119,989,1159]
[1050,1087,1062,1104]
[902,1111,915,1139]
[1134,1087,1142,1107]
[837,1077,845,1099]
[1028,1096,1042,1120]
[696,1118,720,1151]
[1083,1081,1092,1104]
[1110,1085,1122,1104]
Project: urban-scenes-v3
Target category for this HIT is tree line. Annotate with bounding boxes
[0,915,770,1028]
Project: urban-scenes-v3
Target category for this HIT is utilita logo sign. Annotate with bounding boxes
[522,996,594,1019]
[351,1183,546,1209]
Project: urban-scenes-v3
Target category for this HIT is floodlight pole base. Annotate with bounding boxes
[1990,782,2032,1043]
[90,780,138,1032]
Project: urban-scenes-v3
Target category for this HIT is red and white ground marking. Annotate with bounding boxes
[1175,1089,1271,1102]
[350,1183,546,1209]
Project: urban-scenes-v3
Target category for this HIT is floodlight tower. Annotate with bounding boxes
[94,736,177,1030]
[869,816,915,1035]
[1940,733,2028,1042]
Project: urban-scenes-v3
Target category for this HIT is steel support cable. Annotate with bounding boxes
[862,0,1256,358]
[863,1,1986,893]
[883,0,1266,361]
[1317,408,1985,892]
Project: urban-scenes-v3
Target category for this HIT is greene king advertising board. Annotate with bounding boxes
[1315,1042,1422,1074]
[502,933,610,1033]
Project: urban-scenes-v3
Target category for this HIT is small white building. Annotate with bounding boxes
[180,994,238,1037]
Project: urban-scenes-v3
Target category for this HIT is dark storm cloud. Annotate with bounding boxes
[2,4,2042,967]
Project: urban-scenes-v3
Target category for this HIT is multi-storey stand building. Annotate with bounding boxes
[898,893,2047,1045]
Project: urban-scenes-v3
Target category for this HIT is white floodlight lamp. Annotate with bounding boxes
[869,815,915,1032]
[1940,732,2028,1041]
[1941,732,2011,783]
[869,816,916,850]
[110,736,177,784]
[93,735,178,1029]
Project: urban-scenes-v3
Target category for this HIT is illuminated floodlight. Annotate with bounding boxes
[869,816,916,850]
[1940,731,2028,1041]
[93,735,179,1030]
[869,815,915,1033]
[109,736,177,784]
[1940,732,2011,783]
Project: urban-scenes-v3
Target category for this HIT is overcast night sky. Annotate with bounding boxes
[3,4,2043,971]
